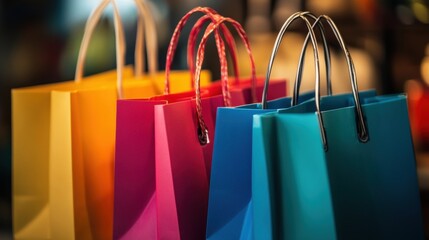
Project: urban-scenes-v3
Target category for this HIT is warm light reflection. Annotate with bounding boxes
[422,44,429,85]
[405,79,424,100]
[412,0,429,23]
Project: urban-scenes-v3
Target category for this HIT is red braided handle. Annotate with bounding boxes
[165,7,227,94]
[194,15,256,144]
[187,15,240,87]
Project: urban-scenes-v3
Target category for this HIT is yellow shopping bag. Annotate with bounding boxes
[12,1,210,239]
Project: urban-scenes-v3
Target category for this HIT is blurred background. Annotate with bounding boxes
[1,0,429,238]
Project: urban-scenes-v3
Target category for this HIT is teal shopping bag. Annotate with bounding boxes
[253,94,424,239]
[252,13,424,240]
[252,91,377,240]
[206,11,337,240]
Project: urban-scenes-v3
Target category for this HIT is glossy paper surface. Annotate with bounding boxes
[252,91,424,239]
[12,69,210,240]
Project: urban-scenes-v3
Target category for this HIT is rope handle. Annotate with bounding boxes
[194,15,256,145]
[74,0,126,98]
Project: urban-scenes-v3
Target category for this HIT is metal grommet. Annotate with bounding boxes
[197,126,209,146]
[359,131,369,143]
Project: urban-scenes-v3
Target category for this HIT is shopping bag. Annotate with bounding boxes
[12,2,210,239]
[205,11,339,240]
[114,92,204,240]
[12,3,130,239]
[252,13,424,240]
[206,93,317,240]
[112,8,237,240]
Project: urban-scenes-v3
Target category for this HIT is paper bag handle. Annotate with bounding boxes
[194,15,255,145]
[203,19,257,106]
[75,0,157,83]
[311,15,369,146]
[165,6,255,100]
[188,14,257,106]
[164,7,240,106]
[261,12,326,145]
[262,12,319,109]
[74,0,125,98]
[263,12,368,151]
[134,0,158,77]
[188,15,240,87]
[293,12,333,105]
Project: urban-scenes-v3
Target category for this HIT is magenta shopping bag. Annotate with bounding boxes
[114,100,160,240]
[113,21,228,240]
[114,90,211,240]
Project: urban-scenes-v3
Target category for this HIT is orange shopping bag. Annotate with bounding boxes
[12,1,210,240]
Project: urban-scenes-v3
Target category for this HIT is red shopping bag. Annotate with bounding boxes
[406,80,429,148]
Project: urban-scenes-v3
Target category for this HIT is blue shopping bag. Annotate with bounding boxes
[206,93,314,240]
[252,13,424,240]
